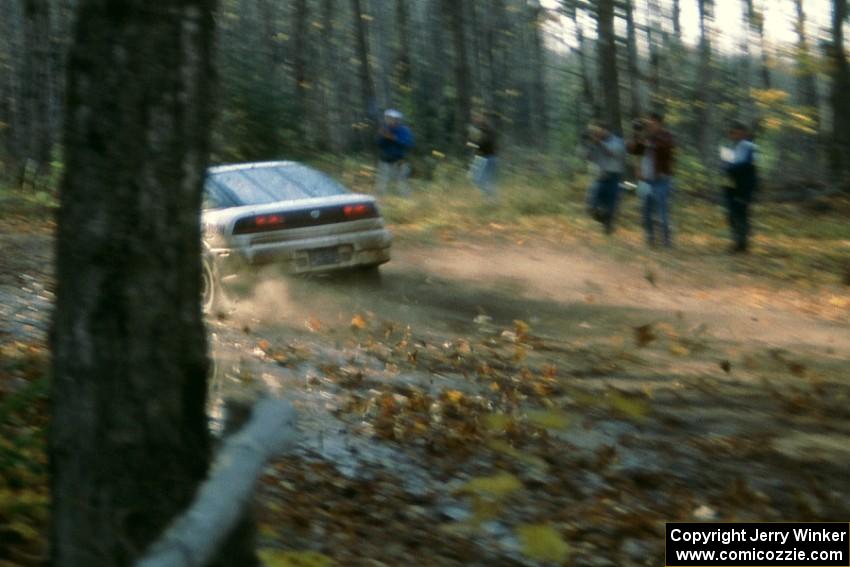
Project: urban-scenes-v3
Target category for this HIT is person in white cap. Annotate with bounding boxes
[376,109,414,195]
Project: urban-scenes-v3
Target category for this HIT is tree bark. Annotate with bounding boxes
[595,0,622,134]
[21,0,53,179]
[49,0,256,565]
[693,0,714,158]
[395,0,412,89]
[624,0,642,119]
[351,0,376,121]
[794,0,820,173]
[829,0,850,179]
[292,0,309,128]
[528,0,547,144]
[443,0,472,146]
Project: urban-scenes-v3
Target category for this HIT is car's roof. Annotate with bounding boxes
[207,160,301,175]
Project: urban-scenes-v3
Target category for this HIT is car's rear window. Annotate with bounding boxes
[208,165,348,206]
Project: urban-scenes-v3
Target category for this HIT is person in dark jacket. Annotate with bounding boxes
[468,112,499,201]
[722,121,758,253]
[627,112,676,247]
[376,109,414,195]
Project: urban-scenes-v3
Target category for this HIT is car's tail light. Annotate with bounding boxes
[344,203,377,220]
[233,213,286,234]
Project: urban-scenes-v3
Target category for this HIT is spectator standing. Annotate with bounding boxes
[721,122,758,253]
[627,112,675,247]
[468,112,499,201]
[586,123,626,234]
[376,109,414,195]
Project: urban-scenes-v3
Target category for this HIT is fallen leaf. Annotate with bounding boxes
[609,391,650,420]
[526,409,571,430]
[516,524,570,563]
[258,549,334,567]
[634,324,656,347]
[350,314,368,330]
[720,360,732,374]
[459,472,523,498]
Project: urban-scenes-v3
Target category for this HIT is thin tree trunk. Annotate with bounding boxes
[829,0,850,179]
[351,0,376,121]
[528,0,547,144]
[292,0,308,130]
[794,0,820,176]
[21,0,53,180]
[672,0,681,39]
[624,0,642,118]
[395,0,412,89]
[595,0,622,134]
[443,0,471,146]
[50,0,256,565]
[693,0,714,158]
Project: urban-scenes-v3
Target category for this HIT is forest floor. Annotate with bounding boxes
[1,181,850,566]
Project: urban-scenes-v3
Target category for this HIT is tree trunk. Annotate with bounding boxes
[443,0,471,146]
[50,0,256,565]
[395,0,412,90]
[528,0,547,145]
[693,0,714,158]
[351,0,376,121]
[624,0,642,119]
[21,0,53,180]
[595,0,621,134]
[292,0,309,136]
[829,0,850,180]
[672,0,682,39]
[794,0,821,175]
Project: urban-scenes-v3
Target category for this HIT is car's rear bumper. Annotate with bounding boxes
[210,227,392,275]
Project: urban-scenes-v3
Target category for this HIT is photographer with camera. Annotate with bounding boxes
[627,112,675,248]
[584,122,626,235]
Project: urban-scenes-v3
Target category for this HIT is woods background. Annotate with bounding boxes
[1,0,849,193]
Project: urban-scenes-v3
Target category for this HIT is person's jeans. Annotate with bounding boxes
[471,156,498,200]
[376,160,411,195]
[589,173,622,232]
[724,187,752,250]
[642,176,673,246]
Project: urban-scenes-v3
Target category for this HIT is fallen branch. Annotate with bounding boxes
[135,397,297,567]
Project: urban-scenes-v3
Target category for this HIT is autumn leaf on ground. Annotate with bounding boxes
[720,360,732,374]
[516,523,570,563]
[514,319,531,341]
[459,472,523,498]
[608,391,650,420]
[350,313,368,330]
[634,323,656,347]
[526,409,571,430]
[305,316,323,333]
[482,412,512,431]
[644,268,657,287]
[258,549,334,567]
[486,439,548,470]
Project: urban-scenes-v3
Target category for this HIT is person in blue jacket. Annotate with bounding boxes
[722,122,758,253]
[376,109,414,195]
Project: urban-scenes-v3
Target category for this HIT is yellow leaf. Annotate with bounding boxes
[669,343,690,357]
[258,549,334,567]
[350,313,368,330]
[516,524,570,563]
[609,392,649,420]
[459,472,522,498]
[527,409,571,430]
[486,439,548,470]
[482,412,512,431]
[444,390,465,404]
[514,319,531,338]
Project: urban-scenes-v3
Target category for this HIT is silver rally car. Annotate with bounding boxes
[201,161,391,311]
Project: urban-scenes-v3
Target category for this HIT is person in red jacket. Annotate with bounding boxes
[628,112,675,247]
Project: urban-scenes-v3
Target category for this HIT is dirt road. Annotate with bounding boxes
[207,239,850,565]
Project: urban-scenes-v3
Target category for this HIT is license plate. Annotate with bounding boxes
[309,247,339,267]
